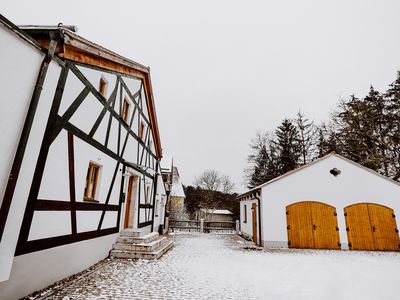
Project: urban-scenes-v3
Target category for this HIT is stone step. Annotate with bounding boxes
[113,236,168,252]
[110,239,173,260]
[120,227,151,238]
[116,232,160,244]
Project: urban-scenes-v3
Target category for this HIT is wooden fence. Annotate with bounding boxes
[169,219,236,234]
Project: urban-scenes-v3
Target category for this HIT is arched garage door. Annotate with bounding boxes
[286,201,340,249]
[344,203,400,251]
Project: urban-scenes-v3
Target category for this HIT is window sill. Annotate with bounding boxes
[83,198,100,203]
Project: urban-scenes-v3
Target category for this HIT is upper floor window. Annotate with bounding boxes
[243,204,247,223]
[84,162,101,201]
[122,97,130,123]
[145,185,151,204]
[99,77,108,97]
[139,121,145,140]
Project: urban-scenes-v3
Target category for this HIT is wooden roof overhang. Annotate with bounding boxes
[21,26,163,159]
[238,188,261,201]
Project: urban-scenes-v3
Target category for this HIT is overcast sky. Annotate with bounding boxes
[3,0,400,192]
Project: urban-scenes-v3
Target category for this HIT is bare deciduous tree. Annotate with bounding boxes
[194,169,234,192]
[220,175,235,194]
[193,170,236,214]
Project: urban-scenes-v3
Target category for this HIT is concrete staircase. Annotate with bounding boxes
[110,228,173,260]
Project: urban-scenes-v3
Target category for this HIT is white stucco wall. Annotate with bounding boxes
[0,24,44,210]
[0,233,118,300]
[240,199,259,241]
[259,155,400,248]
[0,23,60,280]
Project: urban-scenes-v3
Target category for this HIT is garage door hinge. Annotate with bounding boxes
[344,212,348,217]
[348,242,352,248]
[338,242,341,247]
[336,226,339,231]
[392,213,396,218]
[288,241,291,246]
[346,226,350,231]
[395,228,399,233]
[287,225,291,230]
[334,211,337,216]
[286,211,289,215]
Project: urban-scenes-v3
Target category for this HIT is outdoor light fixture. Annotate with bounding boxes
[330,168,341,177]
[122,171,131,195]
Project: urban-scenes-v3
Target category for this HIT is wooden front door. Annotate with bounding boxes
[345,203,400,251]
[124,176,137,229]
[286,201,340,249]
[252,203,258,243]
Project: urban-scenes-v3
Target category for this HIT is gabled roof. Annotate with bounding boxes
[170,166,185,198]
[18,22,162,159]
[239,152,400,199]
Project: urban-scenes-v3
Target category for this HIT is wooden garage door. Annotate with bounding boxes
[345,203,400,251]
[286,201,340,249]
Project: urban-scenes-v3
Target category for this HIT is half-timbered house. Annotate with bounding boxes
[0,14,168,299]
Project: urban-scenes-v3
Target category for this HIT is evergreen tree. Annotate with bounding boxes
[248,142,278,189]
[316,125,340,158]
[295,111,316,165]
[274,119,301,174]
[385,71,400,180]
[333,89,389,173]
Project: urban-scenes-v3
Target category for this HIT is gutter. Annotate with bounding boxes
[150,162,160,232]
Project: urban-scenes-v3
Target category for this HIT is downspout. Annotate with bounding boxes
[162,159,173,228]
[254,192,262,246]
[150,161,159,232]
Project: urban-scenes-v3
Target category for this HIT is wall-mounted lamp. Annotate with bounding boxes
[330,168,341,177]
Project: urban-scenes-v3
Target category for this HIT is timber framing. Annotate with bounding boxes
[21,26,162,159]
[14,58,159,254]
[0,15,163,256]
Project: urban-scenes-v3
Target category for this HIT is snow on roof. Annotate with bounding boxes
[161,155,173,172]
[239,152,400,199]
[171,182,185,198]
[170,166,185,197]
[200,209,233,215]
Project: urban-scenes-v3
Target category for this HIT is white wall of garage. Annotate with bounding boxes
[239,199,259,242]
[242,154,400,248]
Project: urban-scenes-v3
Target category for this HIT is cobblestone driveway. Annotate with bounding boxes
[28,233,400,300]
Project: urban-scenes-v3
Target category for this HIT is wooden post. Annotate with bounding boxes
[236,220,240,234]
[200,218,204,233]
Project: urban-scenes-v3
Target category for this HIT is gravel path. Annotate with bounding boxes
[26,233,400,300]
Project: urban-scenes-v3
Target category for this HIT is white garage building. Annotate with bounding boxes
[239,153,400,251]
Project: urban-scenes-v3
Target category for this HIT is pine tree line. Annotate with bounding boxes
[246,71,400,189]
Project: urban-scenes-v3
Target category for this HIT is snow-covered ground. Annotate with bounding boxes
[27,233,400,300]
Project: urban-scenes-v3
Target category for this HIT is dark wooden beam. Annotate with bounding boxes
[16,66,69,252]
[0,54,52,242]
[15,227,119,255]
[67,132,77,234]
[35,199,119,211]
